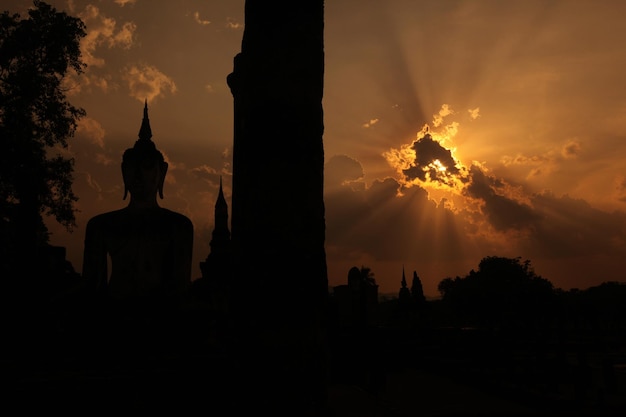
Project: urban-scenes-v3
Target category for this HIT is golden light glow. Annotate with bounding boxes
[430,159,447,172]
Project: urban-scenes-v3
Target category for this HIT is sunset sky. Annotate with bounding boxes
[7,0,626,297]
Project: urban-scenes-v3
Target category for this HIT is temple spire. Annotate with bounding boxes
[138,99,152,141]
[209,175,231,256]
[216,176,227,208]
[401,265,407,288]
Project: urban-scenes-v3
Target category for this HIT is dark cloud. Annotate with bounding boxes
[465,165,539,231]
[525,192,626,259]
[402,132,465,186]
[561,140,581,159]
[462,163,626,262]
[325,154,364,188]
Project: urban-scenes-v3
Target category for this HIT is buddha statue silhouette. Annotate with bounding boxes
[82,102,193,311]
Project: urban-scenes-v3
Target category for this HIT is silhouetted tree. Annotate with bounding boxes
[0,1,86,273]
[438,256,555,329]
[360,265,376,286]
[563,281,626,331]
[343,265,379,326]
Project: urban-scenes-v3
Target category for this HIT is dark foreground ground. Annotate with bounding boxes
[4,359,625,416]
[4,324,626,416]
[2,295,625,416]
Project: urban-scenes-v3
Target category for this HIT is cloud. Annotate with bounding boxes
[83,172,102,193]
[381,109,623,258]
[205,84,214,93]
[325,155,365,189]
[188,164,232,188]
[226,18,243,30]
[501,154,549,166]
[63,72,115,96]
[194,12,211,26]
[468,107,480,120]
[190,164,220,184]
[78,5,136,68]
[67,0,77,13]
[464,164,539,232]
[400,131,466,188]
[526,191,626,259]
[159,150,182,172]
[76,117,106,148]
[561,140,581,159]
[113,22,136,47]
[433,104,453,127]
[114,0,137,6]
[362,118,379,128]
[90,75,113,92]
[123,64,178,102]
[327,151,626,292]
[385,105,469,193]
[500,139,582,180]
[95,153,114,166]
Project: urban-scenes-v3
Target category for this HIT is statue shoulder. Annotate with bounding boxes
[161,208,193,230]
[86,209,126,229]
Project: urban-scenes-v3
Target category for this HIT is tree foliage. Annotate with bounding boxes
[437,256,555,328]
[0,1,86,259]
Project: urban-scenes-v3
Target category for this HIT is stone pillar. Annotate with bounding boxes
[227,0,328,413]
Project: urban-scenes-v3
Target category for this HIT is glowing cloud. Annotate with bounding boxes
[401,130,466,188]
[384,117,467,194]
[501,139,582,180]
[191,164,220,184]
[362,118,379,128]
[113,22,136,47]
[433,104,453,127]
[78,5,136,68]
[84,172,102,193]
[227,18,243,30]
[382,104,546,238]
[95,153,114,166]
[114,0,136,6]
[468,107,480,120]
[194,12,211,26]
[501,154,548,166]
[77,117,106,148]
[124,65,177,102]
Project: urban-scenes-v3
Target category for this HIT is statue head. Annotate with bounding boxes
[122,101,168,201]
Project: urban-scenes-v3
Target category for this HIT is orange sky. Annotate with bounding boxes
[7,0,626,297]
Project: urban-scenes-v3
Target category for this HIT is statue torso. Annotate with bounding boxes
[88,207,192,300]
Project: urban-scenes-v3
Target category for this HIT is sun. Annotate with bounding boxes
[430,159,447,173]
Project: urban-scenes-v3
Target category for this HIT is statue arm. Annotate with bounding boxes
[82,217,108,294]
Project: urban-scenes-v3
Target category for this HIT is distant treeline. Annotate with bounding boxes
[375,256,626,332]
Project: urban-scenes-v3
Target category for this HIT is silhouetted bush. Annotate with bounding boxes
[438,256,555,329]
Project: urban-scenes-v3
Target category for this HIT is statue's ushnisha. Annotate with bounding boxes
[82,101,193,308]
